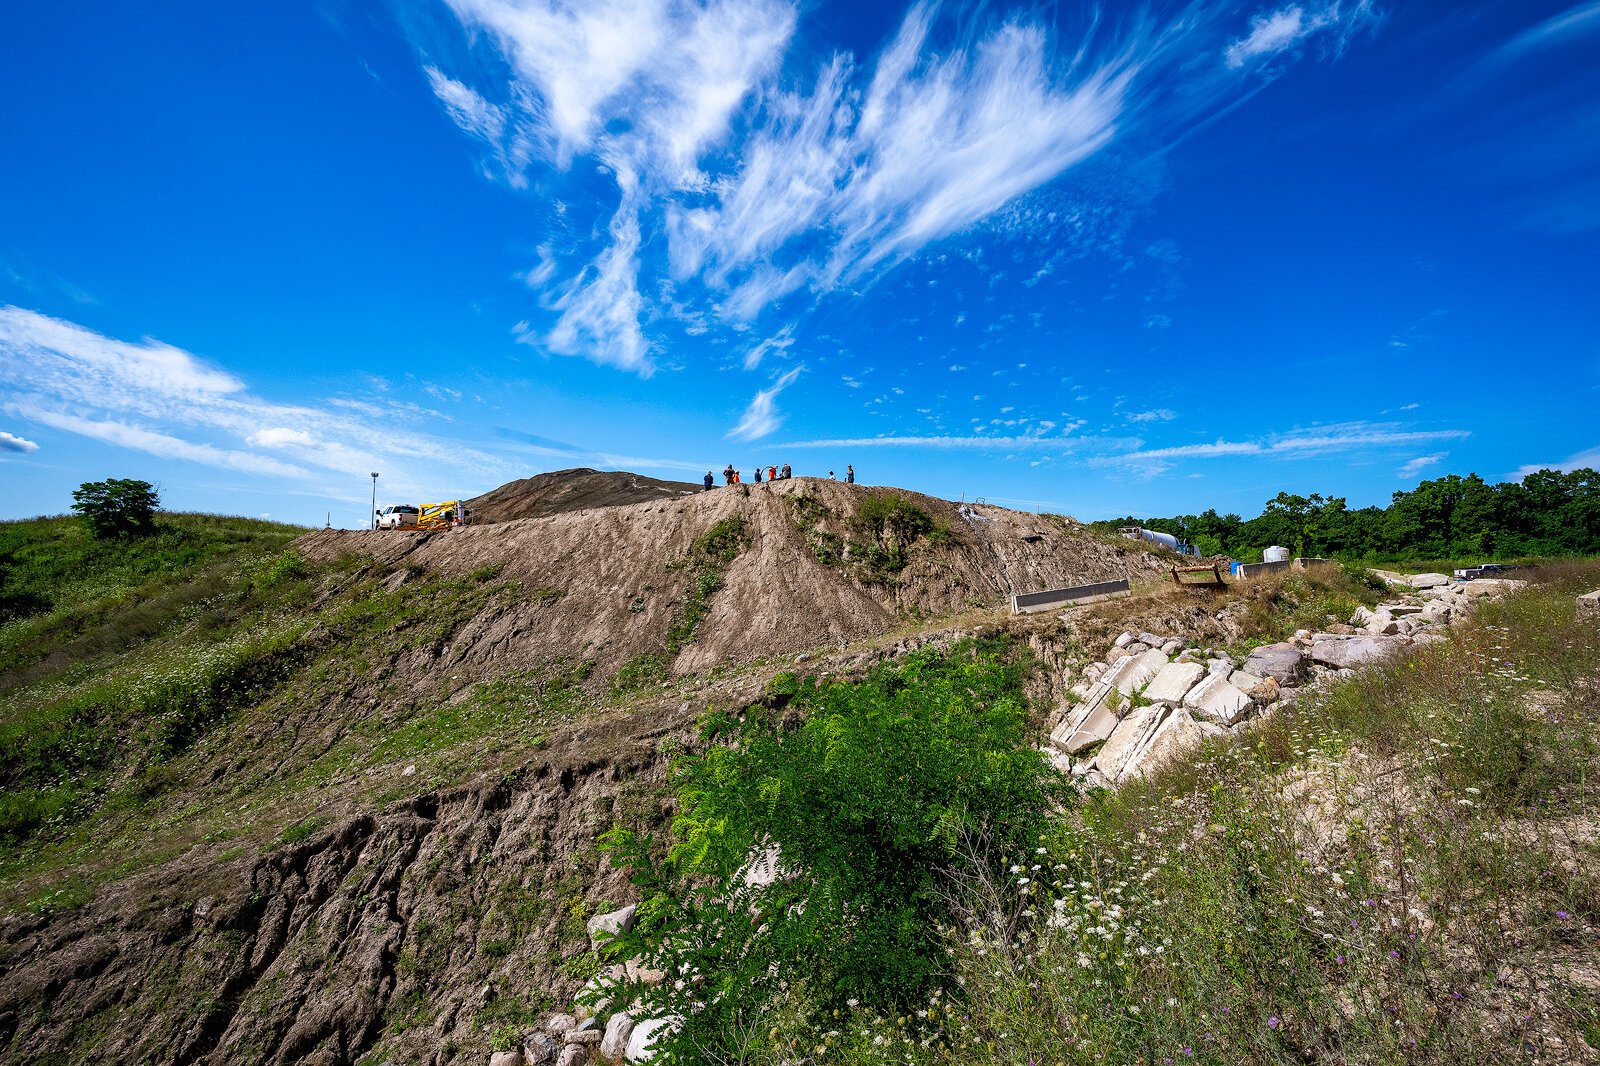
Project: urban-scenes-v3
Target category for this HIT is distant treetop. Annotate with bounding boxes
[71,478,161,539]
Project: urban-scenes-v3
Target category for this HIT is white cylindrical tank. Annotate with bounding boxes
[1137,528,1181,552]
[1264,545,1290,563]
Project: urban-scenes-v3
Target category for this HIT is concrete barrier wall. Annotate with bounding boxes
[1579,590,1600,622]
[1011,578,1131,614]
[1237,559,1292,580]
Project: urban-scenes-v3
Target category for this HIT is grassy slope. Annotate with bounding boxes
[769,565,1600,1065]
[0,514,603,912]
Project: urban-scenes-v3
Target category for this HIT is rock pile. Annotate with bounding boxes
[483,905,677,1066]
[1045,575,1526,789]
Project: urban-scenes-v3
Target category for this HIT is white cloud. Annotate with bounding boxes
[1126,408,1176,423]
[727,364,804,441]
[742,323,795,370]
[249,427,317,449]
[32,411,312,479]
[541,182,653,374]
[1490,1,1600,66]
[1224,2,1376,69]
[0,305,517,500]
[1397,453,1446,478]
[1094,423,1471,468]
[1512,444,1600,480]
[429,0,1382,369]
[0,430,39,454]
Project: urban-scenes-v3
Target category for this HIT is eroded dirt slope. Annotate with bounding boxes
[297,476,1167,684]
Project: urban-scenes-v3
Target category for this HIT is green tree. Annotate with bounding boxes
[71,478,160,539]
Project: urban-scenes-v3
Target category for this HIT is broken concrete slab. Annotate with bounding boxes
[1121,707,1227,782]
[1230,670,1279,703]
[1055,702,1121,754]
[1094,705,1170,781]
[1408,572,1451,589]
[1104,648,1169,697]
[1142,661,1205,704]
[1183,673,1254,726]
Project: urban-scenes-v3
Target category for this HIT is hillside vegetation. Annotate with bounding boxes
[1,484,1595,1065]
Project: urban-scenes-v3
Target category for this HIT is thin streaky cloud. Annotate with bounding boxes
[727,364,805,442]
[1512,444,1600,480]
[1490,1,1600,65]
[1397,453,1446,478]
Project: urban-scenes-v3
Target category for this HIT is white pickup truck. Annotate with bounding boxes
[375,504,419,529]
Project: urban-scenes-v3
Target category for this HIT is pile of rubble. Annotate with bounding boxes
[1045,573,1527,789]
[486,905,675,1066]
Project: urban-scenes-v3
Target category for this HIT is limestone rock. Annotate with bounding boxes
[1363,617,1401,636]
[1113,631,1136,648]
[524,1035,558,1065]
[556,1046,588,1066]
[1104,646,1131,665]
[1419,600,1453,624]
[1408,572,1450,589]
[546,1014,578,1037]
[1160,639,1183,657]
[1143,661,1205,704]
[1124,641,1150,654]
[587,906,637,951]
[567,1029,603,1047]
[1381,603,1423,616]
[1094,705,1170,781]
[491,1052,525,1066]
[626,1017,677,1062]
[1183,674,1254,726]
[1243,642,1304,684]
[1308,635,1407,670]
[1349,605,1374,626]
[601,1013,636,1061]
[1230,670,1279,703]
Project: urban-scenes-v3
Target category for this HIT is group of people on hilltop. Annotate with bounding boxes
[704,463,854,489]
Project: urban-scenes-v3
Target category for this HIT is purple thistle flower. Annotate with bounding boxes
[1267,1016,1281,1030]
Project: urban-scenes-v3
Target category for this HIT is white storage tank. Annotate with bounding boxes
[1263,545,1290,563]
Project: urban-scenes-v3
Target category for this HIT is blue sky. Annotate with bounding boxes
[1,0,1594,527]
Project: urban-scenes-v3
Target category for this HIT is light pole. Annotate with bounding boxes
[370,472,379,530]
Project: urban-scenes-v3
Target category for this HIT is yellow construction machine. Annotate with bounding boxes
[416,500,470,531]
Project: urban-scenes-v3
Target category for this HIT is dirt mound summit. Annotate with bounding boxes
[465,467,700,524]
[297,475,1170,685]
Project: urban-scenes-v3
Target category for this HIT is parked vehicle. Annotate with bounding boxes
[375,504,419,529]
[416,500,469,530]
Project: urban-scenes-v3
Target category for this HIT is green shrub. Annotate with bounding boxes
[600,639,1065,1062]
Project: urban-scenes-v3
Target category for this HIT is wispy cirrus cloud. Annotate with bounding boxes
[0,430,40,454]
[727,364,804,441]
[1398,452,1445,478]
[0,305,517,502]
[1512,444,1600,480]
[1091,422,1471,477]
[424,0,1382,377]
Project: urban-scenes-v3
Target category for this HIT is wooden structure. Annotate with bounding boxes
[1171,563,1225,588]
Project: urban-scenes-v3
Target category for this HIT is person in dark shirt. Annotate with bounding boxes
[753,466,763,483]
[703,471,714,491]
[781,463,791,479]
[846,464,855,484]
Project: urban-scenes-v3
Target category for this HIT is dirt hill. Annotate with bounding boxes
[297,475,1169,683]
[0,481,1174,1066]
[463,468,700,525]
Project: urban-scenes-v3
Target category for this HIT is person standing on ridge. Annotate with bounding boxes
[723,463,735,486]
[846,464,855,484]
[703,471,714,491]
[781,463,791,479]
[767,464,777,482]
[828,470,836,480]
[753,466,762,483]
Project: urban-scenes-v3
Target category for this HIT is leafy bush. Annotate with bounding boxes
[71,478,160,539]
[600,639,1065,1062]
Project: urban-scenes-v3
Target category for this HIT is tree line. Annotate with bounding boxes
[1091,467,1600,563]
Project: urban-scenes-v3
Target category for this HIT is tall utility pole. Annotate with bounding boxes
[370,472,379,530]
